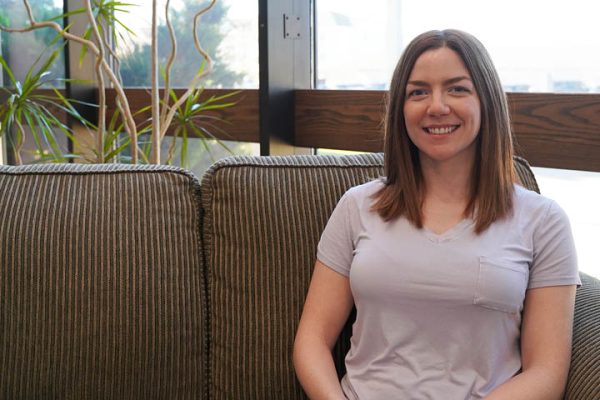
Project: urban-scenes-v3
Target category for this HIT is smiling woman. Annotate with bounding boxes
[403,48,481,168]
[295,29,580,400]
[373,30,515,235]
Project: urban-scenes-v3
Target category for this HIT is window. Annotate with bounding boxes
[115,0,260,173]
[316,0,600,93]
[0,0,68,164]
[0,0,65,85]
[533,168,600,279]
[117,0,258,88]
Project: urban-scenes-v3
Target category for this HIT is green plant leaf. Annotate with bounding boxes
[105,137,131,162]
[47,8,87,22]
[29,106,64,158]
[180,129,189,167]
[0,56,17,86]
[22,109,46,157]
[78,29,93,64]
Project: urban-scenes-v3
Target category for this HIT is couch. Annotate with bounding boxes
[0,153,598,399]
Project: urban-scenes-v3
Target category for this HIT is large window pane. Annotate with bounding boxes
[316,0,600,93]
[532,168,600,279]
[0,0,65,85]
[117,0,258,88]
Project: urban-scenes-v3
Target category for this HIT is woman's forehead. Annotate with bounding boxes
[408,47,471,81]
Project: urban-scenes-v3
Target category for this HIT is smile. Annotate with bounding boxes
[424,125,460,135]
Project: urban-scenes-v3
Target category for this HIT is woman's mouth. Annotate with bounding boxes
[424,125,460,135]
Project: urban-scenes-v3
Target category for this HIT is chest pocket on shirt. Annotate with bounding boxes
[474,256,528,314]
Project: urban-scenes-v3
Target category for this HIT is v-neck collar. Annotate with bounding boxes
[422,218,474,243]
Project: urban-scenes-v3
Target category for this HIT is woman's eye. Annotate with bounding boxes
[449,86,470,94]
[407,89,427,97]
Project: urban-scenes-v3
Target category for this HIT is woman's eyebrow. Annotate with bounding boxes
[406,80,429,87]
[444,76,472,85]
[407,76,472,86]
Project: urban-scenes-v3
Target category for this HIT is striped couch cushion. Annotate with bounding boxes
[200,154,385,400]
[0,164,206,399]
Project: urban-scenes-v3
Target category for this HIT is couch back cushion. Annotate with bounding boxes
[199,153,540,400]
[0,164,206,399]
[200,154,384,399]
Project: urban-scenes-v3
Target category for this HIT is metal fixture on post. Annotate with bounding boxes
[258,0,315,155]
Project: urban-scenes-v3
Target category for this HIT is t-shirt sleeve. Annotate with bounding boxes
[529,200,581,288]
[317,191,356,276]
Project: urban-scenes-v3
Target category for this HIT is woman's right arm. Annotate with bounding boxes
[293,260,354,400]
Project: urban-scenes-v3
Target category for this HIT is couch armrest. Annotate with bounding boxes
[564,272,600,399]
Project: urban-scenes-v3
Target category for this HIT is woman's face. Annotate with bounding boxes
[403,47,481,167]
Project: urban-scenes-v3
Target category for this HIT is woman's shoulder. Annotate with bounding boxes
[334,179,385,214]
[514,183,552,205]
[512,183,566,223]
[344,178,385,201]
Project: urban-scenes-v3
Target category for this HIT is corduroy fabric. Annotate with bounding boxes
[565,273,600,399]
[514,156,540,193]
[0,164,206,400]
[200,154,384,400]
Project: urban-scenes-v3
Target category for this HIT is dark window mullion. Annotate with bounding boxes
[258,0,315,155]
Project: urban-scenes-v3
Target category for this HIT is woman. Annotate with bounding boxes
[293,29,580,400]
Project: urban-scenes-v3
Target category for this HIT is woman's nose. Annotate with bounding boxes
[427,93,450,116]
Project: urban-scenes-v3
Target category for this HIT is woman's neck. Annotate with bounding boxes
[419,159,475,234]
[420,157,473,204]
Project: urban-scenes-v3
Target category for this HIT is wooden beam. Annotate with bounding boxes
[294,90,600,172]
[295,90,384,152]
[508,92,600,171]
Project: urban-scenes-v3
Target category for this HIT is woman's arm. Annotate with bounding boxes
[293,260,355,400]
[484,284,577,400]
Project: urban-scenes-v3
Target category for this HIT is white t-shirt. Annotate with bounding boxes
[317,180,580,400]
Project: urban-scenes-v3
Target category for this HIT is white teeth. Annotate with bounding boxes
[426,126,456,135]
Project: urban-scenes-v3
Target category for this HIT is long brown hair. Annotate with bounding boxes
[372,29,515,234]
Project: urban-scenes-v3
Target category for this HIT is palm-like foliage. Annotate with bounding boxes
[59,0,136,65]
[0,46,94,164]
[164,87,238,167]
